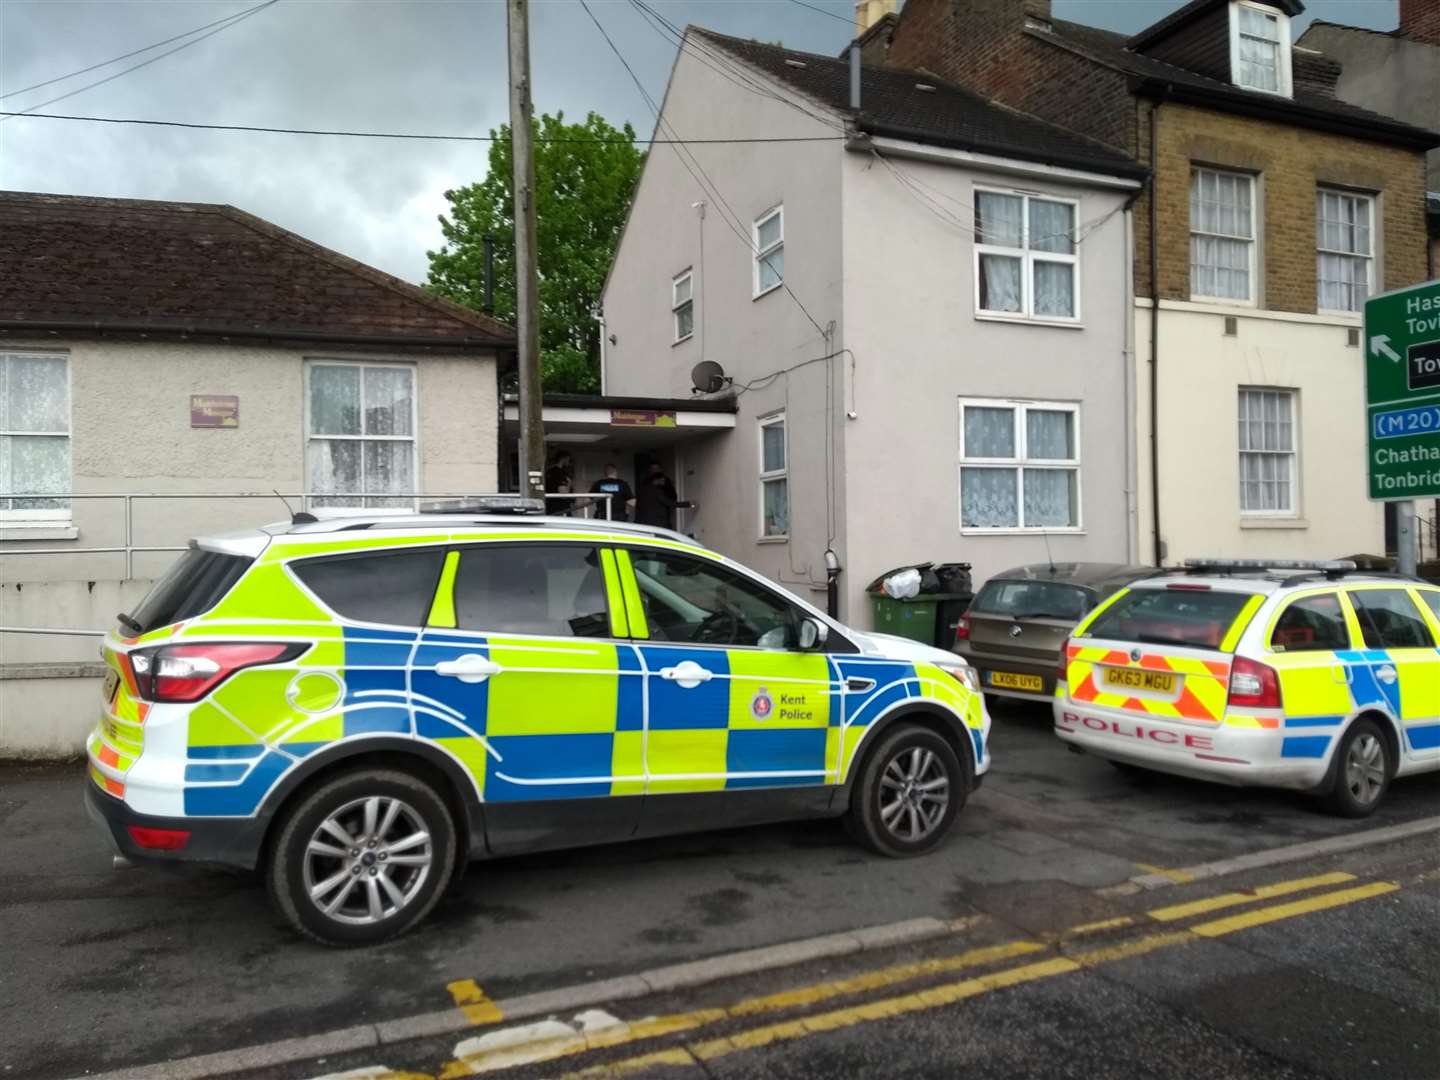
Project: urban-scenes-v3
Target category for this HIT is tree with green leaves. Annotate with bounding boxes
[426,111,644,393]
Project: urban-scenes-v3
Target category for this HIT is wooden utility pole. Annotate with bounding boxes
[507,0,544,498]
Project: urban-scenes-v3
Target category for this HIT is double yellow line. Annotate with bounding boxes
[438,870,1398,1078]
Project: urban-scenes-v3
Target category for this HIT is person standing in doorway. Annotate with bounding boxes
[584,463,636,522]
[635,465,693,530]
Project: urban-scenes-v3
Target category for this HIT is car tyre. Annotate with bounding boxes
[847,724,966,858]
[1322,718,1392,818]
[267,768,456,946]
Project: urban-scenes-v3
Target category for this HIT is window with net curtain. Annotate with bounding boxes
[974,191,1077,321]
[1316,189,1373,313]
[1234,3,1285,93]
[307,362,416,509]
[960,400,1079,529]
[1191,167,1254,302]
[1238,387,1296,514]
[1,352,70,519]
[759,414,788,538]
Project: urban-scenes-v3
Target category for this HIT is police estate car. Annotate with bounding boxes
[87,500,990,944]
[1055,559,1440,816]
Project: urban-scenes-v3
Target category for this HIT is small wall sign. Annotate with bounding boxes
[191,394,239,428]
[610,408,677,428]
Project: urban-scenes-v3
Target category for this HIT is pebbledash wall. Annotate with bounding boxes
[0,338,498,759]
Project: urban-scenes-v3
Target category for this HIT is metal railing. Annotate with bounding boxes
[0,490,613,578]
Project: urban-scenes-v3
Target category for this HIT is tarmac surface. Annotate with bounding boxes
[4,701,1438,1079]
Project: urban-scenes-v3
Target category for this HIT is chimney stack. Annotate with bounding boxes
[1399,0,1440,45]
[854,0,897,37]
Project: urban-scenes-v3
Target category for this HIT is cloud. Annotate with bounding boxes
[0,0,1398,284]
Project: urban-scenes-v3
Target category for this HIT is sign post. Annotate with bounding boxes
[1365,279,1440,575]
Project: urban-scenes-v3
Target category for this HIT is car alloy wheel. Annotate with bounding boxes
[302,795,433,926]
[1342,732,1386,808]
[878,746,950,843]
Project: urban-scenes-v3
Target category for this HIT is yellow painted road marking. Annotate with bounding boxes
[555,880,1401,1079]
[1134,862,1195,884]
[1066,916,1135,936]
[1189,880,1399,937]
[446,979,505,1026]
[442,940,1047,1076]
[1147,871,1357,923]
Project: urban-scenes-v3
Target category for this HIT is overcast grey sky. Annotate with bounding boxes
[0,0,1401,285]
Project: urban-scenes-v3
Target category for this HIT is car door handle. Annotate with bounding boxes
[435,654,501,683]
[1376,664,1398,684]
[846,677,876,693]
[659,660,714,689]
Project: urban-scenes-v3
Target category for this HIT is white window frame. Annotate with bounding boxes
[1190,166,1257,305]
[757,411,788,541]
[972,186,1082,325]
[304,358,420,511]
[753,205,784,299]
[1238,386,1298,517]
[1315,188,1375,316]
[1228,0,1292,97]
[958,398,1083,533]
[0,350,72,523]
[672,268,694,344]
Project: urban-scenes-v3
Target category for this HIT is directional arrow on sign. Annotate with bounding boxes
[1371,335,1401,363]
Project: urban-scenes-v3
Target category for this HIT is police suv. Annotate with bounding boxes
[1055,559,1440,816]
[86,500,990,944]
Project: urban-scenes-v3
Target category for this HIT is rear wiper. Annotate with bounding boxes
[1135,633,1200,648]
[1017,612,1074,621]
[116,612,143,634]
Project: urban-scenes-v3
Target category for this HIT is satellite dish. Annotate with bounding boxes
[691,360,727,394]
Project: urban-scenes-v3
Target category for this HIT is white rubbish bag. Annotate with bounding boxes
[882,568,922,599]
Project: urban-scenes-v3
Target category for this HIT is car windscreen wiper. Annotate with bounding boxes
[1135,632,1206,648]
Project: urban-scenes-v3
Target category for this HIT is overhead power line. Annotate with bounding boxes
[0,0,280,123]
[2,0,279,100]
[0,110,847,144]
[580,0,828,338]
[786,0,856,26]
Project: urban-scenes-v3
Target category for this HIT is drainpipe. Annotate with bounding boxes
[849,40,861,112]
[1122,189,1141,565]
[592,307,607,395]
[1148,96,1166,567]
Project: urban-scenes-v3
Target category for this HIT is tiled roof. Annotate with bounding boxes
[0,191,514,350]
[692,28,1146,179]
[1042,18,1439,149]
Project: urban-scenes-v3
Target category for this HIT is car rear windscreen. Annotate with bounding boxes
[126,548,253,633]
[1080,587,1255,651]
[971,580,1091,621]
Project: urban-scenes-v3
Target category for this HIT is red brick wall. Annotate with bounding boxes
[1400,0,1440,46]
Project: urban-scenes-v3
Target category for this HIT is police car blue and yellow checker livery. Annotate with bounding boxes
[86,506,990,944]
[1054,559,1440,816]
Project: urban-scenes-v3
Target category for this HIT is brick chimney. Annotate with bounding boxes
[1399,0,1440,45]
[884,0,1051,92]
[855,0,898,37]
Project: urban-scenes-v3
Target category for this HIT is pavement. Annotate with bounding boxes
[4,700,1438,1080]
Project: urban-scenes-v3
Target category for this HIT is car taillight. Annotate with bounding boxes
[1056,640,1070,685]
[126,643,303,703]
[954,612,971,643]
[1228,656,1281,709]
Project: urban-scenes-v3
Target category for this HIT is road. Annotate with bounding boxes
[3,702,1438,1079]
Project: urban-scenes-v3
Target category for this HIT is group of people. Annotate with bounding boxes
[544,453,693,528]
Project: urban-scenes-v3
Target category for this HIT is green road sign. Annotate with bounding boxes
[1365,278,1440,501]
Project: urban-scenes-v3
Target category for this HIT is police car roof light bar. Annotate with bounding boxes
[1182,558,1358,578]
[420,495,547,515]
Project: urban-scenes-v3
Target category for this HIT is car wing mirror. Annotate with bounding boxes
[799,617,829,651]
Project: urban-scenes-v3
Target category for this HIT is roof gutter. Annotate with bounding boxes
[850,128,1146,189]
[0,320,514,351]
[1131,77,1440,151]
